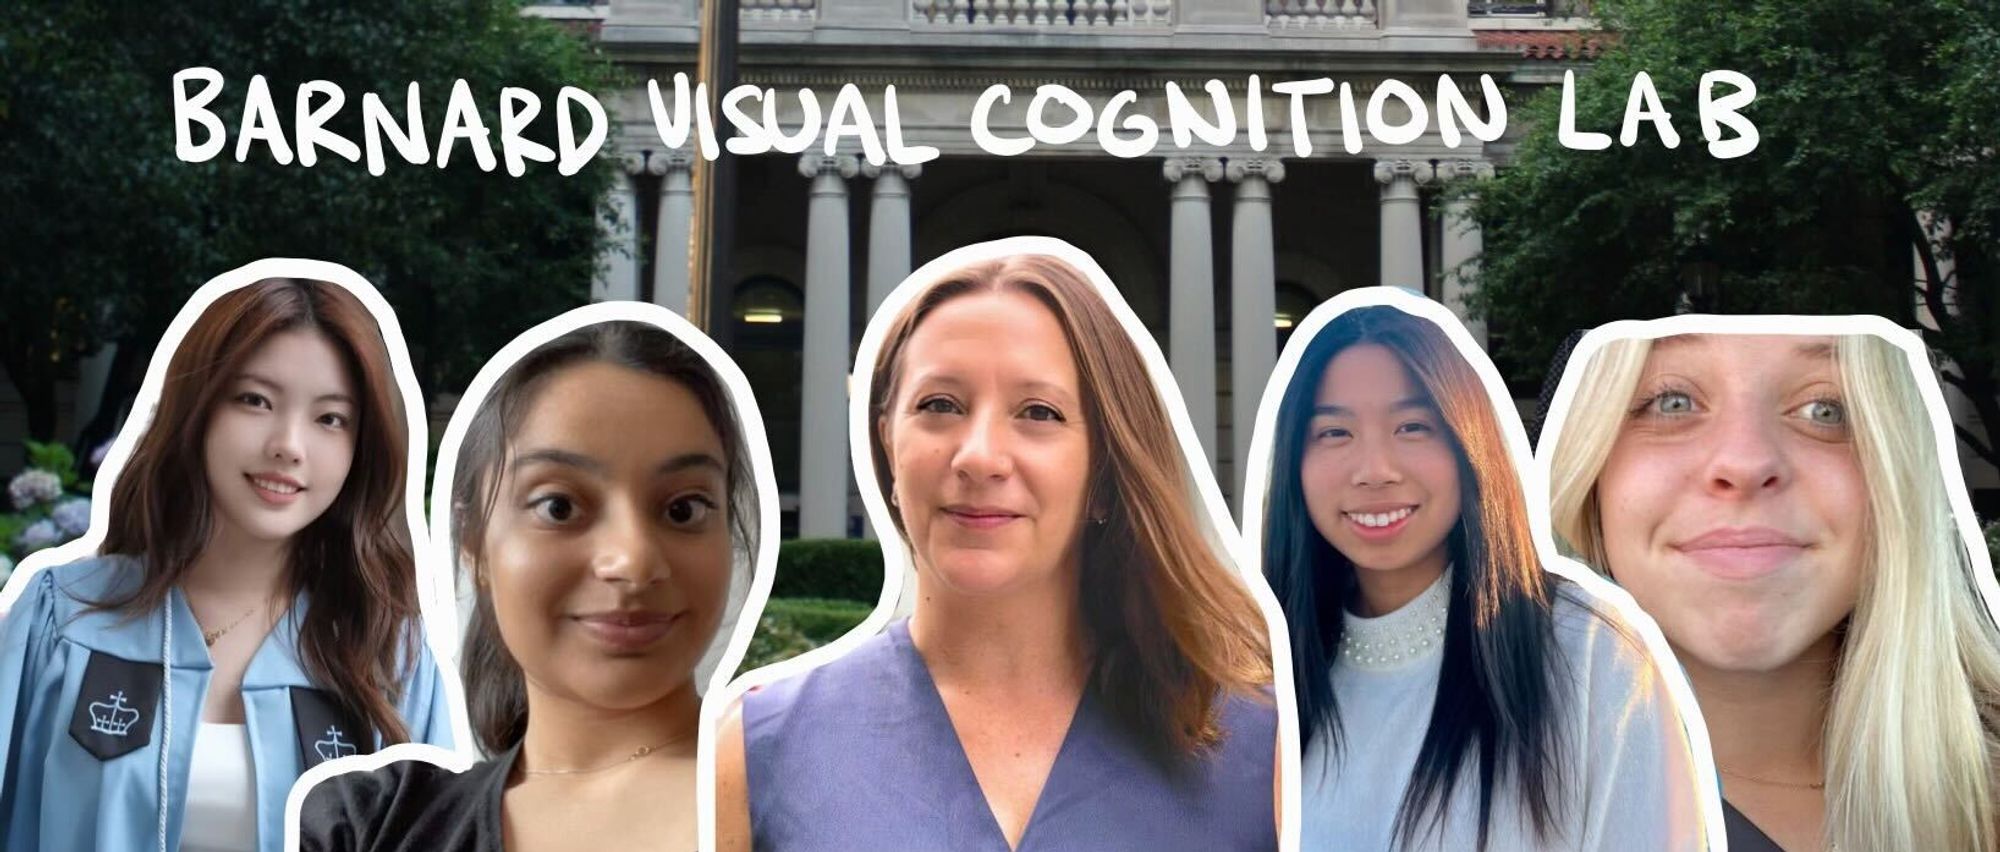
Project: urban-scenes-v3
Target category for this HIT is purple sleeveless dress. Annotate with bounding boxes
[743,619,1277,851]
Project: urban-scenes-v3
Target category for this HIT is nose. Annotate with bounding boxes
[952,408,1014,482]
[1700,407,1788,496]
[1349,431,1405,488]
[591,501,669,587]
[265,414,306,466]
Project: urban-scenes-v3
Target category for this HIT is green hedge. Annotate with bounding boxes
[772,538,885,603]
[739,597,874,674]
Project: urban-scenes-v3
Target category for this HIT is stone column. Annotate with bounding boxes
[798,153,860,539]
[1435,159,1493,349]
[1164,156,1223,466]
[591,153,646,302]
[649,152,696,316]
[863,162,922,315]
[1375,159,1433,292]
[1228,157,1284,503]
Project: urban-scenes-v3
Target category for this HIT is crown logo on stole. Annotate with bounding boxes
[315,726,358,761]
[87,691,142,737]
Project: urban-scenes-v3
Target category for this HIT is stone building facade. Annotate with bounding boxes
[560,0,1609,537]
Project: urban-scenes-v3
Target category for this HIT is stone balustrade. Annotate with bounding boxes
[911,0,1172,27]
[1265,0,1375,30]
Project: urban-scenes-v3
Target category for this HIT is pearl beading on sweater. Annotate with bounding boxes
[1338,572,1449,671]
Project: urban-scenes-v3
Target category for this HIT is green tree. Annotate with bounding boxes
[1470,0,2000,468]
[0,0,622,444]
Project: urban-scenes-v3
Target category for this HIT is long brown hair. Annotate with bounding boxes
[100,278,418,743]
[451,321,757,754]
[868,253,1272,763]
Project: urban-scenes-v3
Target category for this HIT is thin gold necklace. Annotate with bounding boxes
[197,606,260,647]
[1719,765,1825,790]
[521,740,683,776]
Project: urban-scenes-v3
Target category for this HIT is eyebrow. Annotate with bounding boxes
[235,373,355,405]
[905,373,1081,405]
[1650,336,1835,361]
[1313,396,1432,417]
[509,448,726,477]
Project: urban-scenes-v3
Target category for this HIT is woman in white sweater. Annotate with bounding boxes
[1257,300,1709,851]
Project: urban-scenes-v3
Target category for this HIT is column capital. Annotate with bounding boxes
[1226,157,1286,184]
[799,153,861,181]
[860,161,923,181]
[1163,156,1224,184]
[1372,158,1436,186]
[646,150,696,176]
[619,151,648,176]
[1431,158,1495,183]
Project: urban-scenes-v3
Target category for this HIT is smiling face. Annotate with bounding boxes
[1299,343,1462,599]
[202,328,359,546]
[1596,335,1866,675]
[879,290,1093,598]
[478,361,733,713]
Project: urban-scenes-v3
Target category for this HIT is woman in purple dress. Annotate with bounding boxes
[716,249,1281,851]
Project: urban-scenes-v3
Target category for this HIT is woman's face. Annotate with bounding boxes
[1299,343,1462,585]
[1595,335,1866,675]
[479,361,733,713]
[202,328,358,545]
[881,290,1092,598]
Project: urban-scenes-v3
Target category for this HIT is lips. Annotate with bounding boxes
[1674,527,1809,580]
[573,610,681,652]
[1344,504,1418,540]
[943,505,1023,531]
[245,473,305,506]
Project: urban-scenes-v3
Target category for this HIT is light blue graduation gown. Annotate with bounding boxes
[0,556,454,852]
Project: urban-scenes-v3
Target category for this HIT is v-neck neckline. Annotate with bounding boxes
[890,619,1092,852]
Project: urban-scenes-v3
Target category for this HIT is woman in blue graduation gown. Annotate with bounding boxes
[0,277,453,852]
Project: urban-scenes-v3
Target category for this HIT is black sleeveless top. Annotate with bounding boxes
[298,748,516,852]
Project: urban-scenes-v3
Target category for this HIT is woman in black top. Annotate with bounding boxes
[298,316,766,851]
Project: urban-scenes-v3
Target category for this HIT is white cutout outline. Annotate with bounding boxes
[705,235,1298,849]
[281,299,783,851]
[1236,287,1729,851]
[0,258,475,848]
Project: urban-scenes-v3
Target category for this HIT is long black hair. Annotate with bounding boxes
[1263,305,1567,849]
[450,320,757,754]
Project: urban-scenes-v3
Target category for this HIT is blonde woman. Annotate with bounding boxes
[1543,325,2000,851]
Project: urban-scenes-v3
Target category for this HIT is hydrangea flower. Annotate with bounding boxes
[8,469,62,510]
[16,519,63,552]
[53,497,92,537]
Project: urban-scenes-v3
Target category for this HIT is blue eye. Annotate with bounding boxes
[1794,398,1846,427]
[1642,391,1694,416]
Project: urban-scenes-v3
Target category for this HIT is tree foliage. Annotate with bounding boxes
[0,0,622,443]
[1471,0,2000,468]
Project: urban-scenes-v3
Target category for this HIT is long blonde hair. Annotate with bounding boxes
[1546,332,2000,851]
